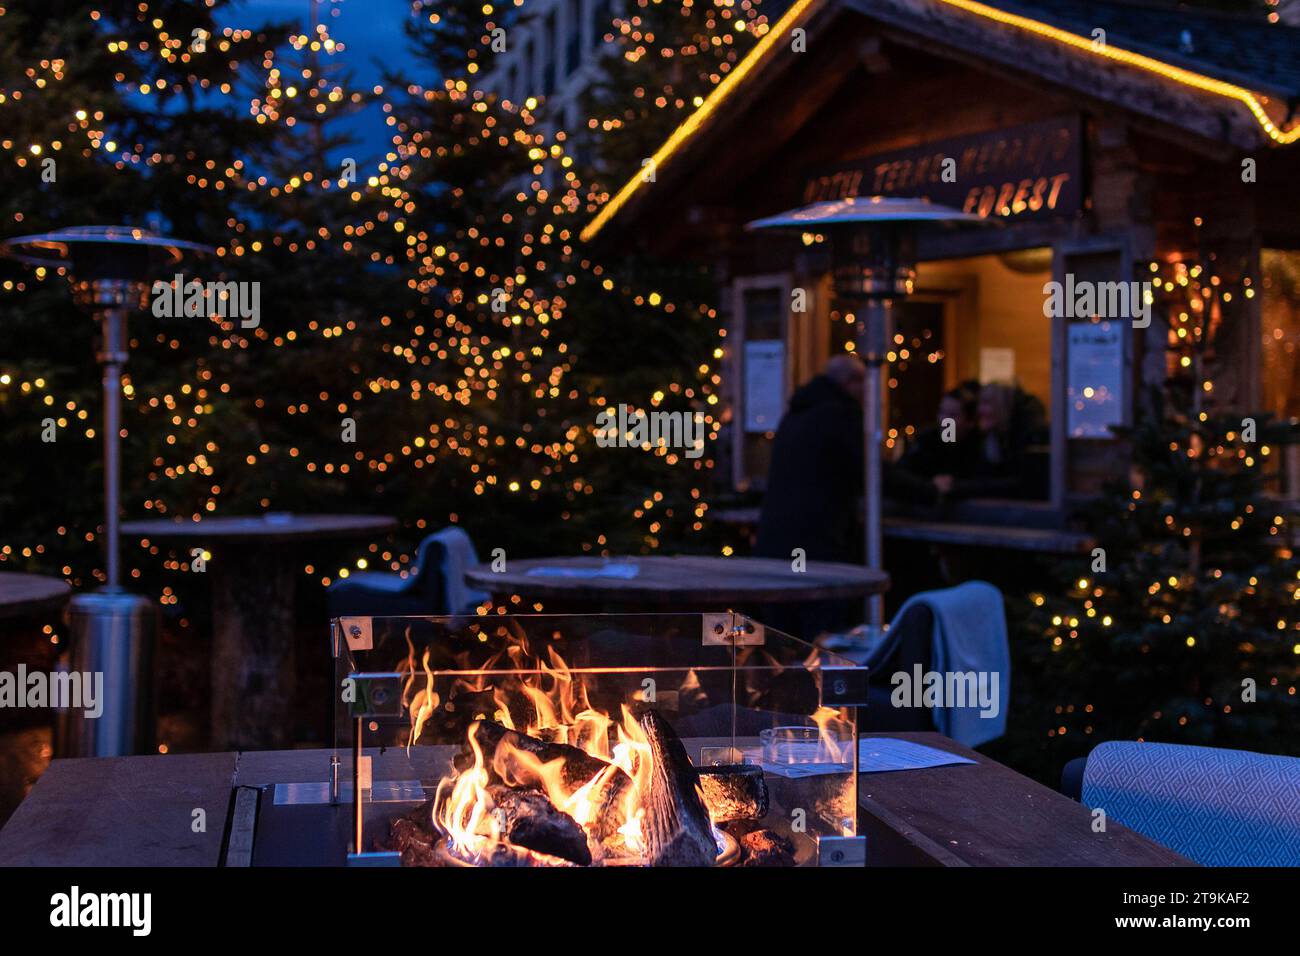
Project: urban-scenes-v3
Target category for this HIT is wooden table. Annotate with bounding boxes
[465,555,889,612]
[857,732,1188,866]
[0,732,1188,866]
[0,572,71,620]
[121,514,397,750]
[883,517,1096,554]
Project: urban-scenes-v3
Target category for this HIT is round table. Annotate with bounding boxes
[0,572,72,620]
[121,513,397,750]
[465,555,889,612]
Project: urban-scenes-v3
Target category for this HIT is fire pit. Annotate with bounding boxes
[328,612,866,867]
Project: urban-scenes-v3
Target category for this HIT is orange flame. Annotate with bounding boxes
[428,642,671,865]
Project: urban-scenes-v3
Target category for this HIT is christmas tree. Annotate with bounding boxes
[0,1,294,588]
[0,0,755,604]
[577,0,775,187]
[1018,229,1300,779]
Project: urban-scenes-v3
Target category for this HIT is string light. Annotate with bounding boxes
[2,0,739,593]
[584,0,1300,241]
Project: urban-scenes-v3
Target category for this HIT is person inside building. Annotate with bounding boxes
[948,381,1050,500]
[755,354,865,563]
[886,380,982,506]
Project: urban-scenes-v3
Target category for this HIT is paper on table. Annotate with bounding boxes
[524,562,640,580]
[740,737,977,778]
[857,737,977,773]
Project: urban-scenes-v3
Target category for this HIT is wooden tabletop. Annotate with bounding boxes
[121,513,397,545]
[0,753,235,866]
[0,733,1188,866]
[0,572,72,618]
[883,518,1096,554]
[465,555,889,606]
[856,732,1191,866]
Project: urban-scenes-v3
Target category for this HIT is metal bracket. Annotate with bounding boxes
[816,835,867,867]
[346,850,402,867]
[702,612,765,646]
[698,745,749,766]
[820,666,870,707]
[223,787,259,868]
[345,672,405,718]
[340,616,373,652]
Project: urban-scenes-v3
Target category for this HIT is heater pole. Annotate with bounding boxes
[858,297,892,629]
[97,301,129,590]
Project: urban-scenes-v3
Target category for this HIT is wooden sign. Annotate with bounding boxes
[802,116,1083,222]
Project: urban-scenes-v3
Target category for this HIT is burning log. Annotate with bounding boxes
[739,828,796,867]
[461,720,623,795]
[390,801,439,867]
[588,764,634,844]
[636,709,718,867]
[697,765,769,823]
[487,785,592,866]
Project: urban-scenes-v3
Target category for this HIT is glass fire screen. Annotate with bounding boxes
[331,613,864,867]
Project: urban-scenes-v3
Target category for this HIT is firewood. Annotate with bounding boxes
[739,828,796,867]
[460,720,619,794]
[588,764,634,843]
[390,816,438,866]
[636,709,718,867]
[488,785,593,866]
[388,800,439,866]
[697,765,768,823]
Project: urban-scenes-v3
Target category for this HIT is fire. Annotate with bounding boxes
[432,723,500,862]
[811,705,854,763]
[424,645,670,865]
[380,625,833,867]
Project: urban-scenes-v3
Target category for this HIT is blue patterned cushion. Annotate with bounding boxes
[1082,741,1300,866]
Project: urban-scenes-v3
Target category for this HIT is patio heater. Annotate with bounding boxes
[749,197,984,628]
[0,226,212,756]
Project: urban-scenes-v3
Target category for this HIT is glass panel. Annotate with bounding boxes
[1261,249,1300,498]
[334,613,859,867]
[739,286,787,489]
[884,250,1053,506]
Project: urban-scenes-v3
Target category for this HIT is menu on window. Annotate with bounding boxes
[1067,321,1124,438]
[744,339,785,433]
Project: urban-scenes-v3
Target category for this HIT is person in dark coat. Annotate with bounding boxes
[755,355,865,564]
[886,380,982,506]
[947,382,1050,500]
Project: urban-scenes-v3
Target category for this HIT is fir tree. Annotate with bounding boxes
[1018,233,1300,778]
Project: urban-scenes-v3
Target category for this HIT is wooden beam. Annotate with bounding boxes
[848,0,1269,151]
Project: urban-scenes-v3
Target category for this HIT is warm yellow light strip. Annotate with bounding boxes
[582,0,1299,242]
[579,0,821,243]
[938,0,1300,145]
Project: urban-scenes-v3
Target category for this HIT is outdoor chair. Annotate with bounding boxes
[326,525,489,619]
[1062,741,1300,866]
[858,602,935,732]
[857,581,1010,746]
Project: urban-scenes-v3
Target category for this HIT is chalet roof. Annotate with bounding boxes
[994,0,1300,100]
[582,0,1300,242]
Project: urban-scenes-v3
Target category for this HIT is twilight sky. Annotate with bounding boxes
[230,0,428,164]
